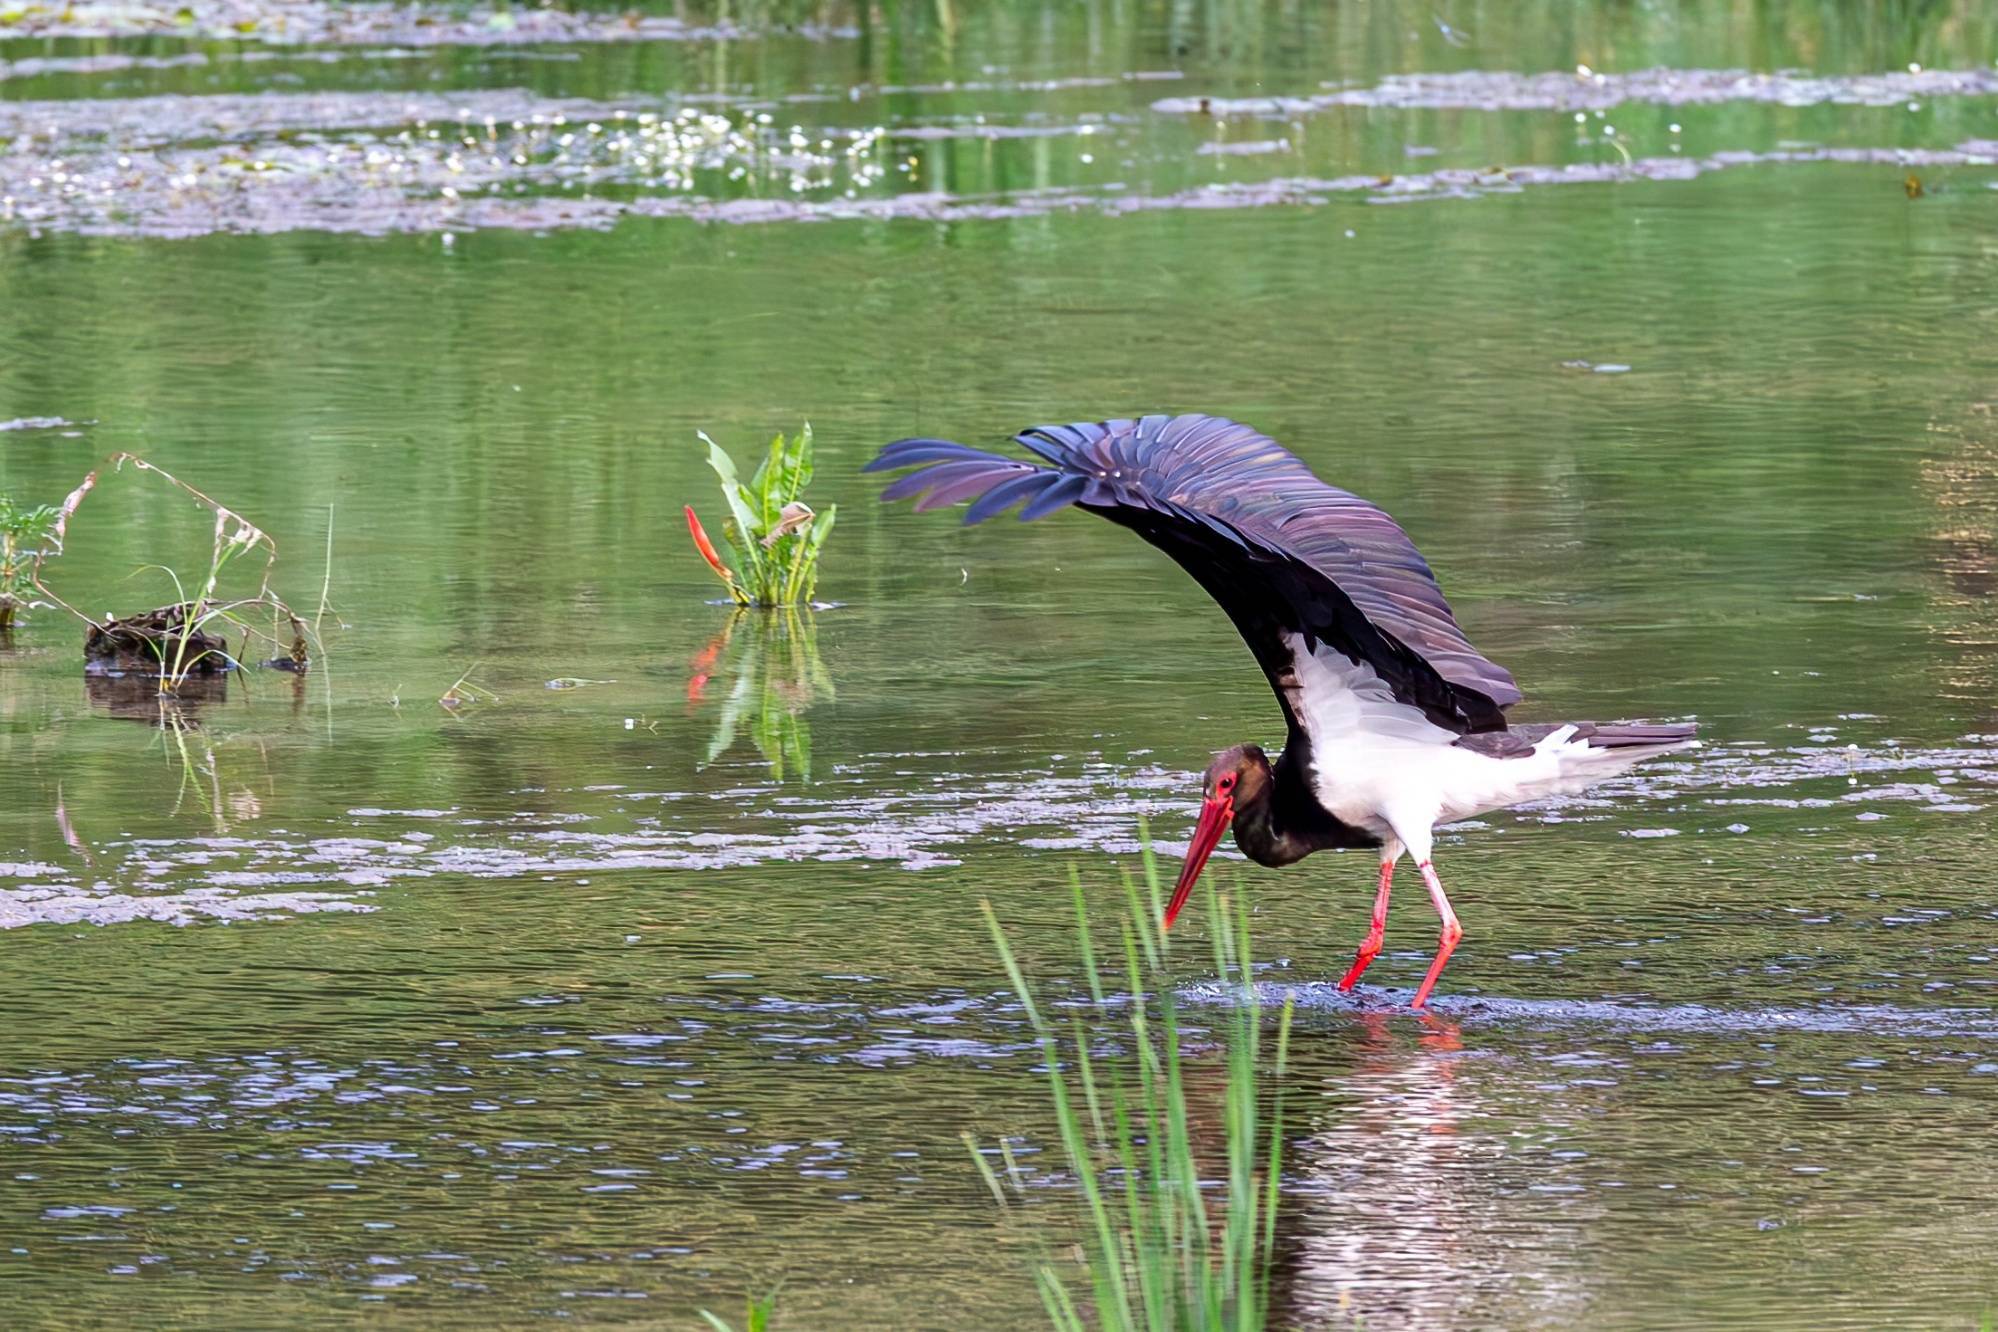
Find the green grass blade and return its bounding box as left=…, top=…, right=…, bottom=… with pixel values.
left=980, top=900, right=1045, bottom=1033
left=997, top=1136, right=1026, bottom=1193
left=1257, top=997, right=1295, bottom=1323
left=1134, top=815, right=1168, bottom=956
left=1122, top=868, right=1161, bottom=974
left=1071, top=868, right=1105, bottom=1006
left=963, top=1132, right=1009, bottom=1208
left=1035, top=1266, right=1087, bottom=1332
left=1069, top=1018, right=1111, bottom=1160
left=1040, top=1031, right=1137, bottom=1332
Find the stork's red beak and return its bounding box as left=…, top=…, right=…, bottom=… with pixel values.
left=1166, top=794, right=1233, bottom=929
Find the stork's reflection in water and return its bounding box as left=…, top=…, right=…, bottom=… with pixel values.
left=1265, top=1011, right=1598, bottom=1329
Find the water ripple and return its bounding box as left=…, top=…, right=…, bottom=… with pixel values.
left=1156, top=66, right=1998, bottom=116
left=4, top=735, right=1992, bottom=928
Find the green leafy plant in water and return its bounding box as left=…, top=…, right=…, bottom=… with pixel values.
left=971, top=838, right=1295, bottom=1332
left=0, top=494, right=61, bottom=630
left=685, top=424, right=836, bottom=608
left=695, top=608, right=833, bottom=781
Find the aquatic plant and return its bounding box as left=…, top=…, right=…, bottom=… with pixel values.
left=685, top=425, right=835, bottom=608
left=0, top=494, right=61, bottom=630
left=972, top=851, right=1295, bottom=1332
left=30, top=454, right=313, bottom=692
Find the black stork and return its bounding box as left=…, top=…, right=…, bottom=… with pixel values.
left=867, top=413, right=1696, bottom=1008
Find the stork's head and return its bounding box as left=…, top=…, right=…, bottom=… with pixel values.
left=1167, top=744, right=1272, bottom=929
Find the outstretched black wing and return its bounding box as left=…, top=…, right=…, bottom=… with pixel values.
left=866, top=413, right=1520, bottom=737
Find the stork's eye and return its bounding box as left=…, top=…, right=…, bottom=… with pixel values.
left=1217, top=774, right=1236, bottom=794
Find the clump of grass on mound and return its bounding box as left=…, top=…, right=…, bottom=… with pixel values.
left=31, top=454, right=312, bottom=691
left=972, top=851, right=1295, bottom=1332
left=685, top=424, right=835, bottom=608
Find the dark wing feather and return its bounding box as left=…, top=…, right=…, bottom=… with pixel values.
left=865, top=412, right=1520, bottom=734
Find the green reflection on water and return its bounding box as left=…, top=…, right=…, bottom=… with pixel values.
left=695, top=608, right=835, bottom=779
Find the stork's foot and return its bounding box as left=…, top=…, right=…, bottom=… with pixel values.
left=1337, top=859, right=1396, bottom=991
left=1408, top=860, right=1463, bottom=1010
left=1409, top=920, right=1463, bottom=1009
left=1336, top=936, right=1381, bottom=991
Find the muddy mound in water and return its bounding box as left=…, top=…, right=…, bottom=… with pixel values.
left=84, top=604, right=231, bottom=677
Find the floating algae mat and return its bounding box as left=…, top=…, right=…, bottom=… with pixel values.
left=1, top=60, right=1996, bottom=239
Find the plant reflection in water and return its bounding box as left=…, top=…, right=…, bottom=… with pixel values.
left=689, top=608, right=834, bottom=781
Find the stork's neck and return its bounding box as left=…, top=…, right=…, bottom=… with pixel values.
left=1232, top=740, right=1379, bottom=865
left=1231, top=749, right=1315, bottom=867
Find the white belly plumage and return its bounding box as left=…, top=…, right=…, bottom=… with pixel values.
left=1279, top=632, right=1664, bottom=845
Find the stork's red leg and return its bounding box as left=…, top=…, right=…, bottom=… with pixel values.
left=1410, top=860, right=1464, bottom=1010
left=1337, top=859, right=1395, bottom=991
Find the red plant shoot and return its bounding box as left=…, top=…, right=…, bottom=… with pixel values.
left=684, top=506, right=737, bottom=588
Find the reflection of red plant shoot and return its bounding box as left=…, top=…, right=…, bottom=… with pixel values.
left=686, top=621, right=731, bottom=704
left=684, top=506, right=741, bottom=601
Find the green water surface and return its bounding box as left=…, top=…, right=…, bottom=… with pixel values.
left=3, top=2, right=1998, bottom=1327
